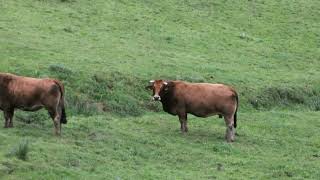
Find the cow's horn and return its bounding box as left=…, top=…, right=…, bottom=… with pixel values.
left=149, top=80, right=155, bottom=84
left=163, top=81, right=168, bottom=85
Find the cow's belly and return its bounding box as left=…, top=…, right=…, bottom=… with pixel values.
left=15, top=102, right=44, bottom=112
left=19, top=105, right=44, bottom=112
left=186, top=104, right=219, bottom=118
left=189, top=111, right=218, bottom=118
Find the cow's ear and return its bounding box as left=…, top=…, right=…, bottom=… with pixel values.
left=145, top=80, right=154, bottom=90
left=145, top=85, right=153, bottom=90
left=163, top=81, right=169, bottom=91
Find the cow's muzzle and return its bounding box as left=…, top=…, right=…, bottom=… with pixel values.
left=153, top=95, right=161, bottom=101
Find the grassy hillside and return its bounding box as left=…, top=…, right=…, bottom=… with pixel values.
left=1, top=112, right=320, bottom=179
left=0, top=0, right=320, bottom=179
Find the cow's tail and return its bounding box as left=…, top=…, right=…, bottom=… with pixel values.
left=234, top=91, right=239, bottom=129
left=53, top=80, right=67, bottom=124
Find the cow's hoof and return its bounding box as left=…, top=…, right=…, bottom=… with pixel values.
left=226, top=138, right=234, bottom=143
left=180, top=130, right=188, bottom=133
left=180, top=132, right=187, bottom=136
left=225, top=136, right=235, bottom=143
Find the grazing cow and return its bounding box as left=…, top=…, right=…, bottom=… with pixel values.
left=146, top=80, right=238, bottom=142
left=0, top=73, right=67, bottom=135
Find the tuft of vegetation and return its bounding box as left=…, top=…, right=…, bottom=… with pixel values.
left=306, top=96, right=320, bottom=111
left=48, top=64, right=73, bottom=80
left=49, top=64, right=73, bottom=74
left=7, top=139, right=30, bottom=161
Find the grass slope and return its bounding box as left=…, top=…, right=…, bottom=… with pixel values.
left=1, top=0, right=320, bottom=113
left=0, top=0, right=320, bottom=179
left=1, top=112, right=320, bottom=179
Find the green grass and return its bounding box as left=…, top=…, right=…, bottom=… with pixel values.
left=0, top=0, right=320, bottom=179
left=0, top=112, right=319, bottom=179
left=6, top=139, right=29, bottom=161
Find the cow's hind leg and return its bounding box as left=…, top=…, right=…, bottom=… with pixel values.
left=224, top=115, right=235, bottom=142
left=44, top=90, right=63, bottom=136
left=4, top=109, right=14, bottom=128
left=54, top=108, right=62, bottom=136
left=48, top=107, right=61, bottom=136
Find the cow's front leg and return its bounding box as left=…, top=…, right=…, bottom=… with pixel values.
left=179, top=119, right=183, bottom=131
left=183, top=119, right=188, bottom=132
left=4, top=109, right=14, bottom=128
left=178, top=113, right=188, bottom=133
left=8, top=110, right=14, bottom=128
left=4, top=114, right=9, bottom=128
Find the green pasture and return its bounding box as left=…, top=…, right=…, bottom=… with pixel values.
left=0, top=0, right=319, bottom=179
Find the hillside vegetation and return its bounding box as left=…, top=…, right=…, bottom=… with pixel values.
left=0, top=0, right=319, bottom=179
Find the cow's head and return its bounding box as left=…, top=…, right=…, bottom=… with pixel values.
left=146, top=80, right=170, bottom=101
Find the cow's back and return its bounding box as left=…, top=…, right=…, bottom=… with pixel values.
left=174, top=82, right=237, bottom=117
left=0, top=73, right=59, bottom=110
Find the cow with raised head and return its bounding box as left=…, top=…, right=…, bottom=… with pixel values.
left=0, top=73, right=67, bottom=135
left=146, top=80, right=238, bottom=142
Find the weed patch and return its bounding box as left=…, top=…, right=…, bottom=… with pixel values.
left=7, top=139, right=30, bottom=161
left=48, top=64, right=73, bottom=80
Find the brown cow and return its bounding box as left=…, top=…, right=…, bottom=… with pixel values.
left=146, top=80, right=238, bottom=142
left=0, top=73, right=67, bottom=135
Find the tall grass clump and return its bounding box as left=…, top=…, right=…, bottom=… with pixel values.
left=306, top=97, right=320, bottom=111
left=8, top=139, right=30, bottom=161
left=48, top=64, right=73, bottom=80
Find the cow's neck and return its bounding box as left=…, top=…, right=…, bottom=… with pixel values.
left=160, top=83, right=177, bottom=115
left=0, top=74, right=13, bottom=84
